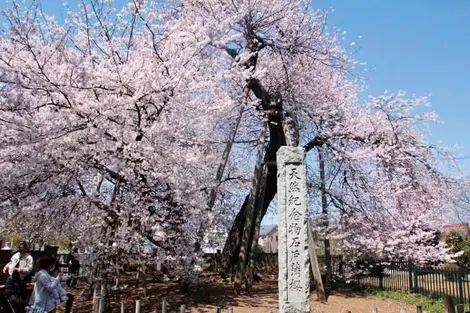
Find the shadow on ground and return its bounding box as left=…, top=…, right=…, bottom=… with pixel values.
left=56, top=274, right=415, bottom=313
left=58, top=274, right=279, bottom=313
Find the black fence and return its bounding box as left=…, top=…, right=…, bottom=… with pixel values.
left=355, top=261, right=470, bottom=306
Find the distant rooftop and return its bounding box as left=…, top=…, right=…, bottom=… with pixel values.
left=260, top=225, right=277, bottom=237
left=441, top=223, right=470, bottom=238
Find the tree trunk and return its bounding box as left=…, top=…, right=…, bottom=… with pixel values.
left=246, top=163, right=268, bottom=291
left=318, top=146, right=332, bottom=287
left=234, top=119, right=267, bottom=294
left=221, top=112, right=286, bottom=275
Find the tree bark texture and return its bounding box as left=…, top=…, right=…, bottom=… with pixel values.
left=318, top=146, right=332, bottom=287
left=233, top=119, right=267, bottom=294
left=246, top=163, right=268, bottom=291
left=221, top=109, right=286, bottom=276
left=221, top=22, right=313, bottom=285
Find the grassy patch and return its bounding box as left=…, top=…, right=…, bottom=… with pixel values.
left=366, top=288, right=444, bottom=313
left=336, top=282, right=444, bottom=313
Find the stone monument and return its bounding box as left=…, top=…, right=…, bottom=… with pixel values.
left=277, top=146, right=310, bottom=313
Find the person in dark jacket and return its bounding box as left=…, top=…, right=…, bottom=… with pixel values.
left=66, top=248, right=80, bottom=289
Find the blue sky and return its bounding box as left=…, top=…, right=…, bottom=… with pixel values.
left=2, top=0, right=470, bottom=171
left=313, top=0, right=470, bottom=172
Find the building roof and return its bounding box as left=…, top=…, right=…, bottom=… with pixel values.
left=441, top=223, right=470, bottom=238
left=260, top=225, right=277, bottom=237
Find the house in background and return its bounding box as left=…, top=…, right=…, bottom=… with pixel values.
left=258, top=225, right=278, bottom=253
left=441, top=223, right=470, bottom=240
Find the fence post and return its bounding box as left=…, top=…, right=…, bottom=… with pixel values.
left=338, top=255, right=344, bottom=277
left=458, top=268, right=465, bottom=305
left=121, top=300, right=125, bottom=313
left=135, top=300, right=141, bottom=313
left=93, top=296, right=101, bottom=313
left=99, top=297, right=105, bottom=313
left=408, top=261, right=413, bottom=291
left=99, top=283, right=106, bottom=313
left=162, top=299, right=167, bottom=313
left=92, top=287, right=99, bottom=313
left=413, top=265, right=419, bottom=293
left=378, top=263, right=384, bottom=290
left=443, top=295, right=456, bottom=313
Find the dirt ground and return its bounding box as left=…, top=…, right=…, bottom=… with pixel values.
left=57, top=277, right=416, bottom=313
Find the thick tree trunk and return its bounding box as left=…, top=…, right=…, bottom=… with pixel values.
left=245, top=163, right=268, bottom=291
left=234, top=119, right=267, bottom=294
left=219, top=18, right=326, bottom=290
left=221, top=112, right=286, bottom=275
left=318, top=146, right=332, bottom=287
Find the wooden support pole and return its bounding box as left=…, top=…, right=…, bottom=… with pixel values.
left=416, top=305, right=422, bottom=313
left=307, top=220, right=326, bottom=302
left=121, top=301, right=125, bottom=313
left=457, top=304, right=465, bottom=313
left=135, top=300, right=141, bottom=313
left=207, top=102, right=245, bottom=211
left=180, top=304, right=187, bottom=313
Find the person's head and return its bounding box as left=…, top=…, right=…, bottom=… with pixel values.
left=18, top=241, right=27, bottom=254
left=50, top=258, right=62, bottom=276
left=36, top=256, right=55, bottom=272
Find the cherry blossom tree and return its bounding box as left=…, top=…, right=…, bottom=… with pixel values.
left=0, top=0, right=466, bottom=295
left=306, top=92, right=462, bottom=281
left=0, top=0, right=234, bottom=281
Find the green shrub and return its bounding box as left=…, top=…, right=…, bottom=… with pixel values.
left=446, top=230, right=470, bottom=269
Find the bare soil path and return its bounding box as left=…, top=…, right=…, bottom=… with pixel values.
left=57, top=279, right=415, bottom=313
